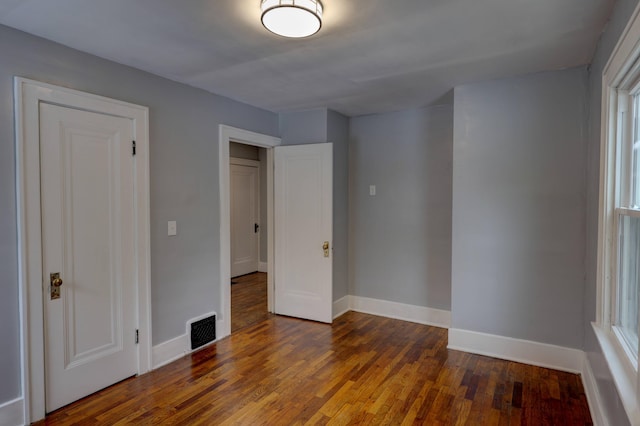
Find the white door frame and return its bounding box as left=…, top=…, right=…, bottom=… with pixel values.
left=15, top=78, right=152, bottom=423
left=218, top=125, right=280, bottom=339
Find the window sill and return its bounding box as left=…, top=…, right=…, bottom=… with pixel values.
left=592, top=322, right=640, bottom=424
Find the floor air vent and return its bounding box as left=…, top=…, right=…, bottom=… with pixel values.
left=190, top=315, right=216, bottom=350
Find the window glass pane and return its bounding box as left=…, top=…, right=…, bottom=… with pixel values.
left=617, top=214, right=640, bottom=356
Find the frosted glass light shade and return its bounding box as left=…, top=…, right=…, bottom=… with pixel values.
left=261, top=0, right=323, bottom=38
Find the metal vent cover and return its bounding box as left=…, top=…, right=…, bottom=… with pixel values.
left=190, top=315, right=216, bottom=350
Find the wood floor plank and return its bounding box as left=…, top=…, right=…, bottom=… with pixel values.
left=231, top=272, right=271, bottom=333
left=37, top=312, right=593, bottom=425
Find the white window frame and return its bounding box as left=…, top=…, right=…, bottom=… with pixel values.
left=595, top=3, right=640, bottom=423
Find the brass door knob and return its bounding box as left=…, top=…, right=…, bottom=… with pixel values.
left=50, top=272, right=63, bottom=300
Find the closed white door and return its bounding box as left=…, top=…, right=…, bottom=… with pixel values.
left=40, top=103, right=137, bottom=412
left=230, top=161, right=260, bottom=277
left=274, top=143, right=333, bottom=323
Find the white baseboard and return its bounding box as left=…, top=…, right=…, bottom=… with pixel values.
left=349, top=296, right=451, bottom=329
left=152, top=334, right=189, bottom=369
left=216, top=319, right=229, bottom=341
left=333, top=296, right=350, bottom=319
left=581, top=354, right=607, bottom=426
left=0, top=397, right=24, bottom=426
left=153, top=312, right=223, bottom=369
left=448, top=328, right=583, bottom=374
left=258, top=262, right=268, bottom=272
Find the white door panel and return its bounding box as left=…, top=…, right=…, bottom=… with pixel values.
left=230, top=163, right=260, bottom=277
left=274, top=143, right=332, bottom=323
left=40, top=103, right=137, bottom=412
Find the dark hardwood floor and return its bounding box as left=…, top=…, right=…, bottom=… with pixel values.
left=231, top=272, right=271, bottom=332
left=38, top=312, right=592, bottom=425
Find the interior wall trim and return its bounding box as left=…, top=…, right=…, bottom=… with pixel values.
left=335, top=295, right=451, bottom=329
left=152, top=316, right=224, bottom=370
left=581, top=353, right=607, bottom=426
left=332, top=296, right=350, bottom=319
left=0, top=397, right=24, bottom=426
left=448, top=328, right=584, bottom=373
left=152, top=334, right=190, bottom=370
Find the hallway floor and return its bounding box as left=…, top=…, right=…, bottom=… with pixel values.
left=231, top=271, right=271, bottom=333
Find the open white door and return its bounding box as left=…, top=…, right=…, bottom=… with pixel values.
left=274, top=143, right=332, bottom=323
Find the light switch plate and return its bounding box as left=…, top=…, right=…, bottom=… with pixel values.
left=369, top=185, right=376, bottom=196
left=168, top=221, right=177, bottom=236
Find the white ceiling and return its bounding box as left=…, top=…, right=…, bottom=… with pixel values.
left=0, top=0, right=614, bottom=116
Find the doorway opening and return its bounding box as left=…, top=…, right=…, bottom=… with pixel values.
left=218, top=125, right=280, bottom=339
left=229, top=143, right=271, bottom=332
left=218, top=126, right=334, bottom=337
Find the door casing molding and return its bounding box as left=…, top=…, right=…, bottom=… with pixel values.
left=219, top=125, right=280, bottom=338
left=14, top=77, right=152, bottom=423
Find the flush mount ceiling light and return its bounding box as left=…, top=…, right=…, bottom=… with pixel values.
left=261, top=0, right=323, bottom=38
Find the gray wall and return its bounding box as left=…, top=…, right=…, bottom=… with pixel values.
left=349, top=105, right=453, bottom=310
left=451, top=67, right=588, bottom=349
left=584, top=0, right=639, bottom=423
left=279, top=109, right=328, bottom=145
left=0, top=24, right=278, bottom=403
left=327, top=110, right=350, bottom=300
left=278, top=108, right=350, bottom=301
